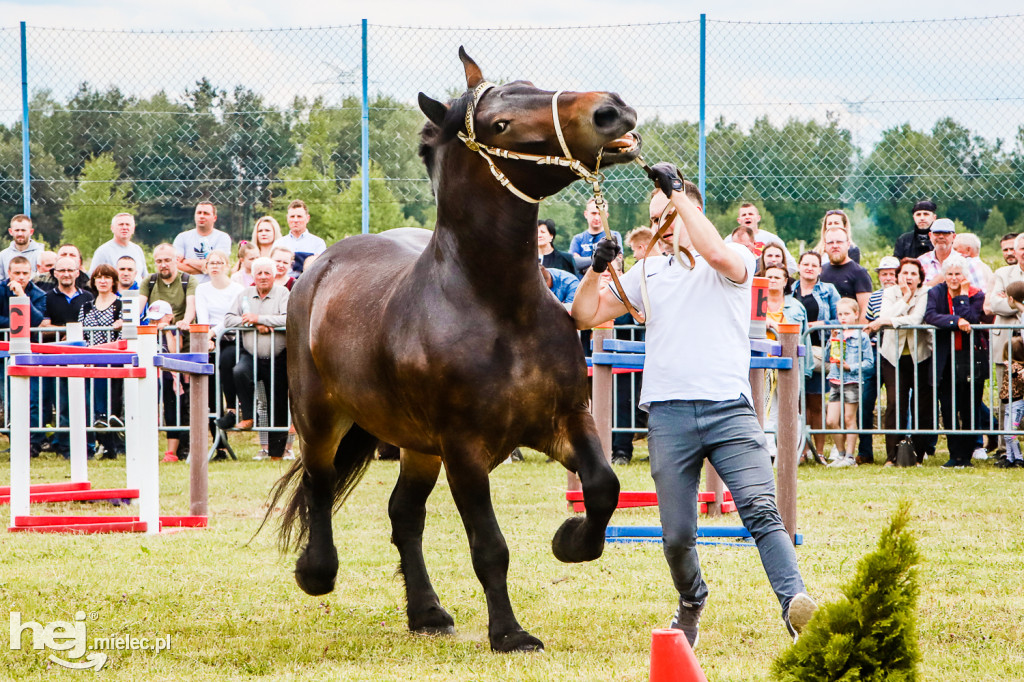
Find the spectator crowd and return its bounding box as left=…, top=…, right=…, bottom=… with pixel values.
left=3, top=195, right=1023, bottom=470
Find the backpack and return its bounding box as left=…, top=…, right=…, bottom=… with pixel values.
left=148, top=272, right=190, bottom=297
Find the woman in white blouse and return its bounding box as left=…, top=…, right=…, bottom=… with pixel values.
left=195, top=249, right=245, bottom=456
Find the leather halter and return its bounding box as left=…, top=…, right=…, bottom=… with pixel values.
left=456, top=82, right=646, bottom=322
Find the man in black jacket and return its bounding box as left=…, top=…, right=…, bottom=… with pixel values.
left=893, top=200, right=937, bottom=260
left=40, top=257, right=94, bottom=457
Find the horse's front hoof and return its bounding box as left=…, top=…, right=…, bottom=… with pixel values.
left=552, top=516, right=604, bottom=563
left=294, top=544, right=339, bottom=596
left=409, top=605, right=456, bottom=635
left=491, top=630, right=544, bottom=653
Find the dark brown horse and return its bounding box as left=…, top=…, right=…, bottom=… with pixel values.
left=268, top=49, right=640, bottom=652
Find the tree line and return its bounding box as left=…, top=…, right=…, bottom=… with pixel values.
left=2, top=80, right=1023, bottom=253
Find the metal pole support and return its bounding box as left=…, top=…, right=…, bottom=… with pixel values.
left=8, top=297, right=30, bottom=527
left=188, top=325, right=210, bottom=518
left=776, top=323, right=801, bottom=544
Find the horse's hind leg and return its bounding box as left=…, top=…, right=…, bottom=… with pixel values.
left=292, top=420, right=350, bottom=596
left=389, top=451, right=455, bottom=635
left=444, top=449, right=543, bottom=653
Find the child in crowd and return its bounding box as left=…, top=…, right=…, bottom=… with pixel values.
left=997, top=336, right=1024, bottom=469
left=231, top=241, right=259, bottom=287
left=998, top=282, right=1024, bottom=469
left=826, top=297, right=874, bottom=467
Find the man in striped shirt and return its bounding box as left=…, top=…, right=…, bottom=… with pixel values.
left=857, top=256, right=900, bottom=464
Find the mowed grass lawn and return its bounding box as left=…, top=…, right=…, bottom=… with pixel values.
left=1, top=438, right=1023, bottom=681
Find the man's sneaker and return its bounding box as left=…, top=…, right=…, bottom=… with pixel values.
left=669, top=598, right=704, bottom=650
left=828, top=456, right=855, bottom=468
left=972, top=447, right=988, bottom=461
left=253, top=449, right=270, bottom=461
left=784, top=593, right=817, bottom=642
left=283, top=450, right=296, bottom=461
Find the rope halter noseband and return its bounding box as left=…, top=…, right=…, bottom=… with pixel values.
left=456, top=81, right=605, bottom=204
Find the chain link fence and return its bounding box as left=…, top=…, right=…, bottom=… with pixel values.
left=1, top=17, right=1023, bottom=247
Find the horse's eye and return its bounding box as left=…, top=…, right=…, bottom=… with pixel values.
left=494, top=121, right=510, bottom=134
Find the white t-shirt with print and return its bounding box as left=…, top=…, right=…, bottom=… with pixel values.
left=173, top=228, right=232, bottom=283
left=613, top=242, right=756, bottom=408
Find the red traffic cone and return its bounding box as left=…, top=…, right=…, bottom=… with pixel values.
left=649, top=628, right=708, bottom=682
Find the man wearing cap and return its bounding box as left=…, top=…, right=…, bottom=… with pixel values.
left=856, top=256, right=900, bottom=464
left=894, top=201, right=938, bottom=260
left=919, top=218, right=959, bottom=287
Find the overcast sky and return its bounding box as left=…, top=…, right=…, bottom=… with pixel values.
left=0, top=0, right=1021, bottom=30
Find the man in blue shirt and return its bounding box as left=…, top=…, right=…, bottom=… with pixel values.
left=568, top=199, right=622, bottom=273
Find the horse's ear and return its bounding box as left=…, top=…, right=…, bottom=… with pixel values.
left=458, top=46, right=484, bottom=89
left=418, top=93, right=448, bottom=128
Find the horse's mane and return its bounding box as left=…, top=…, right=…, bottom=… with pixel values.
left=418, top=89, right=472, bottom=180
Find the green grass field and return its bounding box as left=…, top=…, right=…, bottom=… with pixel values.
left=2, top=438, right=1023, bottom=681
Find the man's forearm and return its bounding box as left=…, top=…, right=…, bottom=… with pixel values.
left=570, top=268, right=606, bottom=330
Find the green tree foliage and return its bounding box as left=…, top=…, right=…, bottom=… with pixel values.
left=983, top=206, right=1008, bottom=241
left=331, top=163, right=410, bottom=240
left=772, top=501, right=921, bottom=682
left=60, top=153, right=136, bottom=258
left=7, top=75, right=1024, bottom=256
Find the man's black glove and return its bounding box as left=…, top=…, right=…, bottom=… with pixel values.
left=647, top=162, right=684, bottom=198
left=591, top=238, right=621, bottom=274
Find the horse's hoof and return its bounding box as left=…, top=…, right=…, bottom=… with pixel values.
left=491, top=630, right=544, bottom=653
left=552, top=516, right=604, bottom=563
left=409, top=605, right=456, bottom=635
left=294, top=545, right=339, bottom=596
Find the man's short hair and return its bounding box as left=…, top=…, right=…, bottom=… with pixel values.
left=116, top=255, right=136, bottom=265
left=287, top=199, right=309, bottom=213
left=625, top=226, right=654, bottom=247
left=8, top=255, right=30, bottom=269
left=251, top=257, right=276, bottom=276
left=731, top=225, right=756, bottom=241
left=10, top=214, right=31, bottom=227
left=953, top=232, right=981, bottom=255
left=1001, top=232, right=1019, bottom=244
left=824, top=225, right=850, bottom=241
left=739, top=202, right=756, bottom=210
left=196, top=201, right=217, bottom=215
left=538, top=218, right=557, bottom=238
left=153, top=243, right=176, bottom=258
left=110, top=212, right=134, bottom=225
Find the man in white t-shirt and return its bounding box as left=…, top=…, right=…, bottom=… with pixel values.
left=90, top=212, right=149, bottom=283
left=173, top=201, right=232, bottom=284
left=571, top=165, right=816, bottom=649
left=274, top=200, right=327, bottom=278
left=724, top=203, right=797, bottom=274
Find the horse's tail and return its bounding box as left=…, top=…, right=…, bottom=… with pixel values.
left=258, top=425, right=380, bottom=553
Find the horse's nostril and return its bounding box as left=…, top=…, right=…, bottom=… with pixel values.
left=593, top=106, right=621, bottom=130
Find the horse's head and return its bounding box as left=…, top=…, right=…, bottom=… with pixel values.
left=418, top=48, right=640, bottom=202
